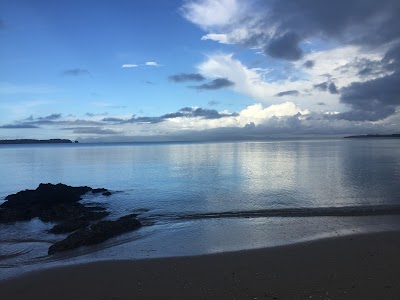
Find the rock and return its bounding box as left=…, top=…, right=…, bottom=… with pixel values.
left=102, top=191, right=112, bottom=196
left=48, top=214, right=142, bottom=255
left=49, top=219, right=90, bottom=234
left=0, top=183, right=110, bottom=224
left=91, top=188, right=109, bottom=194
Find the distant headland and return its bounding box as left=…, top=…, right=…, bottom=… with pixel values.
left=0, top=139, right=78, bottom=144
left=344, top=134, right=400, bottom=139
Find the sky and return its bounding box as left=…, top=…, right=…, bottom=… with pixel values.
left=1, top=0, right=400, bottom=142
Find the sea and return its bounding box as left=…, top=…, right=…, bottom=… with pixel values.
left=1, top=139, right=400, bottom=280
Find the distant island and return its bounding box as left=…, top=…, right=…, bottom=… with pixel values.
left=0, top=139, right=78, bottom=144
left=344, top=134, right=400, bottom=139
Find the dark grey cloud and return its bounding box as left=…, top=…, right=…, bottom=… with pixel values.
left=0, top=123, right=39, bottom=129
left=264, top=32, right=303, bottom=61
left=338, top=72, right=400, bottom=121
left=120, top=107, right=238, bottom=124
left=102, top=117, right=125, bottom=122
left=24, top=118, right=103, bottom=126
left=328, top=82, right=338, bottom=94
left=333, top=108, right=396, bottom=122
left=0, top=114, right=103, bottom=129
left=314, top=82, right=329, bottom=91
left=314, top=82, right=338, bottom=94
left=275, top=90, right=300, bottom=97
left=317, top=102, right=326, bottom=106
left=62, top=68, right=90, bottom=76
left=279, top=0, right=398, bottom=45
left=37, top=113, right=62, bottom=121
left=191, top=78, right=234, bottom=90
left=169, top=73, right=205, bottom=82
left=234, top=0, right=400, bottom=62
left=337, top=58, right=385, bottom=77
left=63, top=127, right=120, bottom=135
left=122, top=116, right=164, bottom=124
left=208, top=100, right=220, bottom=106
left=336, top=43, right=400, bottom=121
left=173, top=107, right=238, bottom=119
left=303, top=60, right=315, bottom=69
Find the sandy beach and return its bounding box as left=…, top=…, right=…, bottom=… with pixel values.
left=1, top=231, right=400, bottom=299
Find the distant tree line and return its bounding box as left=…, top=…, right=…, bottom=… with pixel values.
left=0, top=139, right=77, bottom=144
left=344, top=134, right=400, bottom=138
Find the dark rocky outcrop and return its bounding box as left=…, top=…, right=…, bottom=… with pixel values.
left=48, top=214, right=142, bottom=255
left=49, top=219, right=90, bottom=234
left=91, top=188, right=109, bottom=194
left=1, top=183, right=143, bottom=255
left=92, top=188, right=112, bottom=196
left=0, top=183, right=112, bottom=230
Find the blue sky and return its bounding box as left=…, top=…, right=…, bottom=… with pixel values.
left=1, top=0, right=400, bottom=141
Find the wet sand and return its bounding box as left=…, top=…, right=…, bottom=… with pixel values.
left=1, top=231, right=400, bottom=299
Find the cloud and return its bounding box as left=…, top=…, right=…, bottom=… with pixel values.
left=314, top=82, right=339, bottom=94
left=314, top=82, right=329, bottom=92
left=121, top=107, right=239, bottom=124
left=122, top=64, right=138, bottom=68
left=264, top=32, right=303, bottom=61
left=85, top=112, right=108, bottom=117
left=208, top=100, right=220, bottom=106
left=328, top=82, right=339, bottom=94
left=62, top=68, right=90, bottom=76
left=65, top=127, right=120, bottom=135
left=339, top=72, right=400, bottom=121
left=173, top=107, right=238, bottom=119
left=169, top=73, right=206, bottom=82
left=181, top=0, right=242, bottom=29
left=145, top=61, right=160, bottom=67
left=275, top=90, right=300, bottom=97
left=79, top=101, right=400, bottom=143
left=197, top=53, right=316, bottom=104
left=102, top=117, right=126, bottom=122
left=303, top=60, right=315, bottom=69
left=182, top=0, right=400, bottom=123
left=0, top=123, right=39, bottom=129
left=182, top=0, right=400, bottom=64
left=22, top=114, right=101, bottom=126
left=191, top=78, right=234, bottom=90
left=36, top=113, right=62, bottom=121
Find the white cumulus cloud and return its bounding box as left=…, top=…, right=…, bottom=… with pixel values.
left=181, top=0, right=243, bottom=29
left=121, top=64, right=138, bottom=68
left=145, top=61, right=160, bottom=67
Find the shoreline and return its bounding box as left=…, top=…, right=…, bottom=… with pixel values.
left=1, top=231, right=400, bottom=299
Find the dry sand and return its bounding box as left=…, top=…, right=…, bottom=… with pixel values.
left=1, top=231, right=400, bottom=299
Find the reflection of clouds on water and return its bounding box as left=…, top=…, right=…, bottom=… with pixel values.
left=237, top=142, right=298, bottom=195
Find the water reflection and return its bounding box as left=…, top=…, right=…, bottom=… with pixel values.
left=1, top=140, right=400, bottom=211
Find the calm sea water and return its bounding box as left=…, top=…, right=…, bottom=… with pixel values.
left=1, top=139, right=400, bottom=279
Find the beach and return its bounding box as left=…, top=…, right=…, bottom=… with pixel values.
left=1, top=231, right=400, bottom=299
